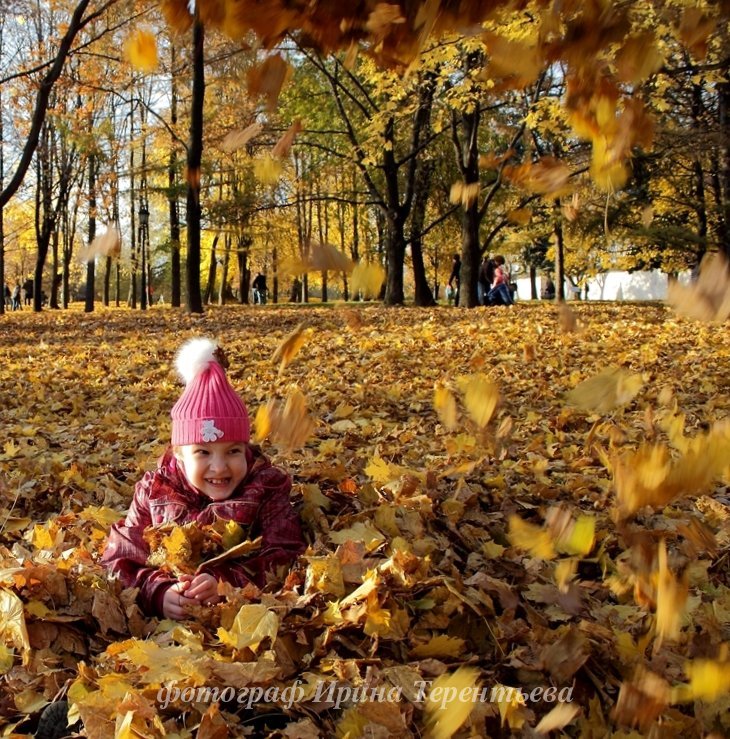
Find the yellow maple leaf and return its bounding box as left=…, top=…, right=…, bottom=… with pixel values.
left=556, top=514, right=596, bottom=556
left=424, top=666, right=480, bottom=739
left=0, top=643, right=14, bottom=676
left=304, top=555, right=345, bottom=597
left=252, top=400, right=275, bottom=444
left=508, top=515, right=556, bottom=560
left=365, top=454, right=395, bottom=484
left=411, top=634, right=466, bottom=658
left=433, top=384, right=458, bottom=431
left=124, top=29, right=158, bottom=73
left=458, top=373, right=499, bottom=428
left=534, top=701, right=580, bottom=734
left=217, top=604, right=279, bottom=652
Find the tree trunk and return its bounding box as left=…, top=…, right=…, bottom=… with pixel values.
left=85, top=153, right=96, bottom=312
left=169, top=42, right=182, bottom=307
left=204, top=232, right=219, bottom=304
left=717, top=81, right=730, bottom=259
left=185, top=17, right=205, bottom=314
left=553, top=199, right=566, bottom=302
left=411, top=158, right=435, bottom=306
left=530, top=265, right=538, bottom=300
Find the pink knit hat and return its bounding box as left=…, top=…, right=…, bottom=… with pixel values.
left=170, top=338, right=250, bottom=446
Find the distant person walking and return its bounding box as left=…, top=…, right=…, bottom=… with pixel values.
left=448, top=254, right=461, bottom=306
left=478, top=255, right=496, bottom=306
left=12, top=283, right=21, bottom=311
left=252, top=272, right=268, bottom=304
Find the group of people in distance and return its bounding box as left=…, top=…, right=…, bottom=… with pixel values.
left=447, top=253, right=514, bottom=307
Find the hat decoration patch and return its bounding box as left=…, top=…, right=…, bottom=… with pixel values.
left=201, top=420, right=224, bottom=442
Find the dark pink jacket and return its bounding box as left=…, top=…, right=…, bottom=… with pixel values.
left=101, top=446, right=304, bottom=617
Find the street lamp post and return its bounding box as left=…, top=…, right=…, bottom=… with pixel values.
left=139, top=204, right=149, bottom=310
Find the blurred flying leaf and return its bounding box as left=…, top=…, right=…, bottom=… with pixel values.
left=655, top=539, right=688, bottom=645
left=667, top=253, right=730, bottom=322
left=124, top=29, right=158, bottom=72
left=254, top=155, right=283, bottom=185
left=424, top=666, right=480, bottom=739
left=220, top=122, right=262, bottom=153
left=271, top=119, right=303, bottom=159
left=457, top=373, right=499, bottom=428
left=307, top=243, right=354, bottom=273
left=78, top=226, right=121, bottom=264
left=535, top=702, right=580, bottom=734
left=433, top=384, right=458, bottom=431
left=566, top=367, right=643, bottom=413
left=350, top=261, right=385, bottom=299
left=272, top=322, right=312, bottom=375
left=508, top=515, right=557, bottom=560
left=246, top=54, right=292, bottom=110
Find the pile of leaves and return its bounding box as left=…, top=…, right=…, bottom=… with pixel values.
left=1, top=301, right=729, bottom=738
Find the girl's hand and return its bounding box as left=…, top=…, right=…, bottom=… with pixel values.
left=185, top=573, right=221, bottom=606
left=162, top=578, right=198, bottom=620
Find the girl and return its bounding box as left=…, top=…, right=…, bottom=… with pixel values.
left=102, top=338, right=304, bottom=620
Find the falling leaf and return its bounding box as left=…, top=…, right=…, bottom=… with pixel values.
left=78, top=226, right=121, bottom=263
left=535, top=702, right=580, bottom=734
left=508, top=515, right=557, bottom=560
left=458, top=373, right=499, bottom=428
left=411, top=634, right=466, bottom=658
left=272, top=119, right=303, bottom=159
left=273, top=323, right=312, bottom=375
left=423, top=667, right=480, bottom=739
left=246, top=54, right=292, bottom=110
left=350, top=261, right=385, bottom=299
left=667, top=253, right=730, bottom=322
left=615, top=32, right=664, bottom=84
left=449, top=181, right=480, bottom=208
left=433, top=384, right=458, bottom=431
left=220, top=122, right=263, bottom=153
left=683, top=659, right=730, bottom=701
left=655, top=539, right=688, bottom=645
left=124, top=29, right=158, bottom=72
left=307, top=243, right=354, bottom=273
left=254, top=155, right=283, bottom=185
left=566, top=367, right=643, bottom=413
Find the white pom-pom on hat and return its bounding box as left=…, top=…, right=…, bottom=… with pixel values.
left=175, top=337, right=220, bottom=385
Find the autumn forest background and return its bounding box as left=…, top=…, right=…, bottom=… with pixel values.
left=1, top=1, right=730, bottom=738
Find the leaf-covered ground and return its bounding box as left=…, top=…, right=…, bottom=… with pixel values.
left=1, top=302, right=729, bottom=739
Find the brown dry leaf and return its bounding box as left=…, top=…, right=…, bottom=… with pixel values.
left=613, top=667, right=670, bottom=730
left=365, top=3, right=406, bottom=37
left=247, top=54, right=292, bottom=110
left=615, top=32, right=664, bottom=84
left=558, top=303, right=578, bottom=332
left=666, top=253, right=730, bottom=322
left=510, top=157, right=572, bottom=198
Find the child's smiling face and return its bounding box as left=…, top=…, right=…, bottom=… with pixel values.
left=175, top=441, right=248, bottom=501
